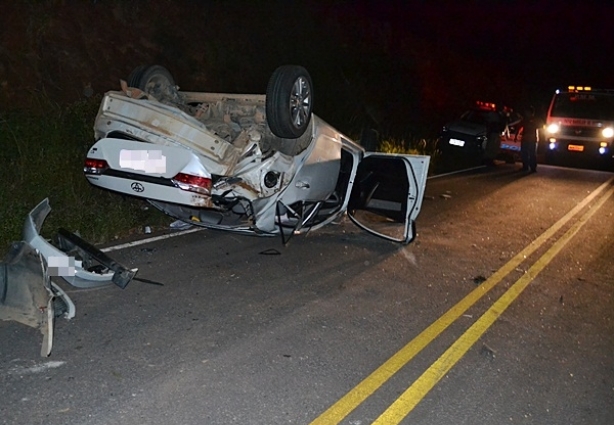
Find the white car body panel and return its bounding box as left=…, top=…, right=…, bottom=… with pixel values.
left=95, top=91, right=241, bottom=174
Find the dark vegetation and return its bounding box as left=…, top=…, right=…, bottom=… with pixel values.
left=0, top=0, right=527, bottom=253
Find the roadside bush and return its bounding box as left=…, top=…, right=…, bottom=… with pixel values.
left=378, top=137, right=440, bottom=167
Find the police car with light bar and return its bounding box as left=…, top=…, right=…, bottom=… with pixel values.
left=438, top=101, right=521, bottom=163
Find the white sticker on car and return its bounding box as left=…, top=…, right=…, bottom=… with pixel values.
left=119, top=149, right=166, bottom=173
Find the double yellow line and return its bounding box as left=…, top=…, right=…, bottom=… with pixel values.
left=310, top=176, right=614, bottom=425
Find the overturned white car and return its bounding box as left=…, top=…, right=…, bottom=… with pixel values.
left=85, top=65, right=430, bottom=243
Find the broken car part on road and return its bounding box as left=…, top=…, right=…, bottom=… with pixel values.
left=0, top=241, right=75, bottom=357
left=1, top=198, right=140, bottom=356
left=24, top=198, right=138, bottom=289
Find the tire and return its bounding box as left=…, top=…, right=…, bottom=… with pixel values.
left=266, top=65, right=313, bottom=139
left=127, top=65, right=147, bottom=88
left=127, top=65, right=176, bottom=95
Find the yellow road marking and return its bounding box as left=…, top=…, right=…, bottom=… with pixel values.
left=373, top=184, right=614, bottom=424
left=309, top=177, right=614, bottom=425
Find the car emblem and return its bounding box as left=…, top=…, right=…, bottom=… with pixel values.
left=574, top=129, right=583, bottom=135
left=131, top=182, right=145, bottom=193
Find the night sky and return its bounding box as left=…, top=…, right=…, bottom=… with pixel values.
left=328, top=1, right=614, bottom=92
left=2, top=0, right=611, bottom=139
left=293, top=0, right=614, bottom=132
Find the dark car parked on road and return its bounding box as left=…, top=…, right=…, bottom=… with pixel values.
left=438, top=102, right=522, bottom=164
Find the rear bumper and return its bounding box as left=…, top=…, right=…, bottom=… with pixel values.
left=86, top=173, right=213, bottom=208
left=85, top=137, right=215, bottom=208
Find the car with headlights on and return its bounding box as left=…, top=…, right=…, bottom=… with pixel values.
left=544, top=86, right=614, bottom=168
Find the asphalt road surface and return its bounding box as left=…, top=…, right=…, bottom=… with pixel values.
left=1, top=162, right=613, bottom=425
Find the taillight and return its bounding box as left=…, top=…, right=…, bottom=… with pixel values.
left=84, top=158, right=109, bottom=174
left=171, top=173, right=212, bottom=195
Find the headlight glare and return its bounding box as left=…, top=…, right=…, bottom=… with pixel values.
left=547, top=123, right=560, bottom=134
left=602, top=127, right=614, bottom=138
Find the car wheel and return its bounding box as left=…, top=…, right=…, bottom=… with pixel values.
left=266, top=65, right=313, bottom=139
left=127, top=65, right=176, bottom=97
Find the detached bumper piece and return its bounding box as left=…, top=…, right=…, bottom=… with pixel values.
left=0, top=241, right=75, bottom=357
left=55, top=228, right=136, bottom=289
left=23, top=198, right=138, bottom=289
left=1, top=199, right=138, bottom=356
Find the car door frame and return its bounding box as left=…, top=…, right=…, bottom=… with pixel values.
left=346, top=152, right=430, bottom=244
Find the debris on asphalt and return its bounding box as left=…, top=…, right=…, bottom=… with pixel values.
left=259, top=248, right=281, bottom=255
left=473, top=275, right=487, bottom=285
left=132, top=276, right=165, bottom=286
left=480, top=343, right=496, bottom=360
left=170, top=219, right=193, bottom=230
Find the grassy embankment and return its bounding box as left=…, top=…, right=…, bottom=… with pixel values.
left=0, top=96, right=171, bottom=257
left=0, top=96, right=438, bottom=257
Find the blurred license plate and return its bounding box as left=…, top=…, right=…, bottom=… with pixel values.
left=568, top=144, right=584, bottom=152
left=449, top=138, right=466, bottom=147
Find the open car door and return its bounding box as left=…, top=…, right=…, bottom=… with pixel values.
left=347, top=153, right=430, bottom=244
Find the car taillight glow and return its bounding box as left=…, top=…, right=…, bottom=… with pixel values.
left=84, top=158, right=109, bottom=174
left=172, top=173, right=212, bottom=195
